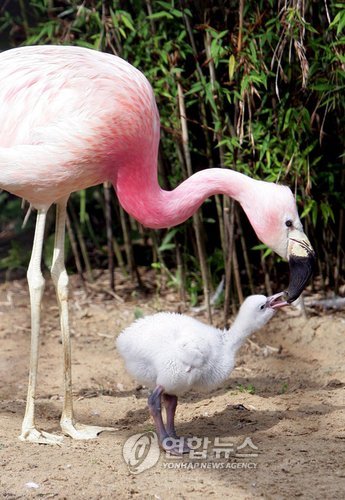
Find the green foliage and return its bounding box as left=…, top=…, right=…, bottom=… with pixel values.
left=237, top=384, right=256, bottom=395
left=0, top=193, right=26, bottom=231
left=280, top=382, right=289, bottom=394
left=0, top=0, right=344, bottom=298
left=158, top=229, right=178, bottom=253
left=134, top=308, right=144, bottom=319
left=0, top=241, right=30, bottom=271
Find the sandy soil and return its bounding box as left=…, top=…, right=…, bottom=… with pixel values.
left=0, top=271, right=345, bottom=499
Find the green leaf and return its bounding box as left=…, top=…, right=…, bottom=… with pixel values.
left=229, top=54, right=236, bottom=80
left=120, top=12, right=135, bottom=32
left=158, top=229, right=178, bottom=253
left=147, top=11, right=174, bottom=20
left=320, top=202, right=335, bottom=224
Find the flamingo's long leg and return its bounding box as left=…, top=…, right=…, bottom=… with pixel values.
left=52, top=198, right=114, bottom=439
left=19, top=207, right=63, bottom=444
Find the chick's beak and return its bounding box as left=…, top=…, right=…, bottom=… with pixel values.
left=266, top=292, right=289, bottom=309
left=286, top=229, right=316, bottom=303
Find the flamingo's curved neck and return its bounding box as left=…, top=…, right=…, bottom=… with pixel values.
left=114, top=167, right=256, bottom=229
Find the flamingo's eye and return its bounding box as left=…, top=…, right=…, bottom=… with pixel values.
left=285, top=220, right=293, bottom=227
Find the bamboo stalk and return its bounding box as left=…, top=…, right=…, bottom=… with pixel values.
left=103, top=181, right=115, bottom=291
left=145, top=0, right=156, bottom=35
left=335, top=168, right=344, bottom=293
left=18, top=0, right=29, bottom=37
left=119, top=206, right=134, bottom=279
left=306, top=216, right=324, bottom=294
left=112, top=237, right=127, bottom=277
left=151, top=230, right=167, bottom=291
left=235, top=208, right=255, bottom=293
left=66, top=211, right=85, bottom=285
left=68, top=203, right=94, bottom=283
left=224, top=200, right=236, bottom=325
left=204, top=30, right=226, bottom=166
left=175, top=237, right=186, bottom=304
left=150, top=229, right=159, bottom=265
left=335, top=208, right=344, bottom=293
left=233, top=241, right=244, bottom=305
left=237, top=0, right=245, bottom=53
left=261, top=251, right=273, bottom=296
left=177, top=79, right=212, bottom=323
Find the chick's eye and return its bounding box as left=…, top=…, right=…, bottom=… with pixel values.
left=285, top=220, right=293, bottom=227
left=260, top=304, right=265, bottom=310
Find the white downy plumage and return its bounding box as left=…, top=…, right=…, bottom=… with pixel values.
left=117, top=295, right=276, bottom=396
left=117, top=294, right=280, bottom=454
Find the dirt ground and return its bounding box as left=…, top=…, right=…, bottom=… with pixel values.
left=0, top=270, right=345, bottom=499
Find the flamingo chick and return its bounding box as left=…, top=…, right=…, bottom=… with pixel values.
left=117, top=293, right=282, bottom=455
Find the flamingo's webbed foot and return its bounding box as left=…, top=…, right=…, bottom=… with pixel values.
left=60, top=419, right=117, bottom=440
left=19, top=427, right=63, bottom=445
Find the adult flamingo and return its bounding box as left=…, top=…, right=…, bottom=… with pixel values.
left=0, top=45, right=314, bottom=445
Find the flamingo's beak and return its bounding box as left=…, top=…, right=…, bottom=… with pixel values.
left=286, top=229, right=316, bottom=302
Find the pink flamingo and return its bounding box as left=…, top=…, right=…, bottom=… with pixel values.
left=0, top=45, right=314, bottom=445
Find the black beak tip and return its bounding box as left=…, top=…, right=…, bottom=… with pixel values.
left=286, top=251, right=316, bottom=303
left=285, top=291, right=300, bottom=304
